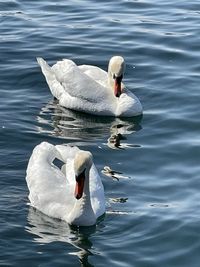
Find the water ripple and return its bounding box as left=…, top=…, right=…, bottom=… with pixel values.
left=1, top=0, right=200, bottom=266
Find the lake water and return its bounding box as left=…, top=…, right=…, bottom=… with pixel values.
left=1, top=0, right=200, bottom=266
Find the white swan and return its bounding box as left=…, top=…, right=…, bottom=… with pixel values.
left=26, top=142, right=105, bottom=226
left=37, top=56, right=142, bottom=117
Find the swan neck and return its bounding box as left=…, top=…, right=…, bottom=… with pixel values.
left=67, top=168, right=96, bottom=226
left=108, top=70, right=114, bottom=89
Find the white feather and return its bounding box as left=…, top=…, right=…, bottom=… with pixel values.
left=26, top=142, right=105, bottom=226
left=37, top=56, right=142, bottom=117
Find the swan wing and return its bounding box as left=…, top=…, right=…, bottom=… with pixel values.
left=37, top=58, right=109, bottom=103
left=26, top=142, right=75, bottom=219
left=37, top=58, right=117, bottom=115
left=78, top=64, right=108, bottom=87
left=55, top=144, right=80, bottom=162
left=89, top=164, right=106, bottom=218
left=55, top=144, right=80, bottom=185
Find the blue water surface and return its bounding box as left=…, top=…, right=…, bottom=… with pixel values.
left=1, top=0, right=200, bottom=266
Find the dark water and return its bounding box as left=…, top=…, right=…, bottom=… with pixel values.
left=1, top=0, right=200, bottom=266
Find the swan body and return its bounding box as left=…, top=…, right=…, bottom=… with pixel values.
left=37, top=56, right=142, bottom=117
left=26, top=142, right=105, bottom=226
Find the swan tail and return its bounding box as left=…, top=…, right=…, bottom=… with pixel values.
left=37, top=57, right=65, bottom=100
left=37, top=57, right=53, bottom=79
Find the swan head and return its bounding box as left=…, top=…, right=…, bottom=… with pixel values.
left=74, top=151, right=93, bottom=200
left=108, top=56, right=125, bottom=97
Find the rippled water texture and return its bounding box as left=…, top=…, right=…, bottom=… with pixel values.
left=1, top=0, right=200, bottom=266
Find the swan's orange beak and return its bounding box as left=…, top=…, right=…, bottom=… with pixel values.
left=75, top=170, right=85, bottom=200
left=114, top=75, right=122, bottom=97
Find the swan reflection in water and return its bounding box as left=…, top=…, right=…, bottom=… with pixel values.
left=26, top=207, right=100, bottom=267
left=36, top=100, right=142, bottom=148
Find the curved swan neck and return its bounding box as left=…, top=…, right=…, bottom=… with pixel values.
left=67, top=168, right=96, bottom=226
left=108, top=72, right=114, bottom=89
